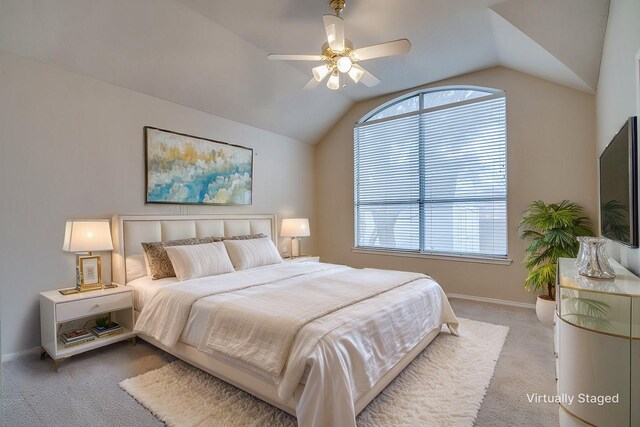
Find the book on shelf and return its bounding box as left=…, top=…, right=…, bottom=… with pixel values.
left=61, top=336, right=95, bottom=348
left=61, top=335, right=93, bottom=344
left=94, top=328, right=123, bottom=338
left=61, top=328, right=92, bottom=343
left=91, top=322, right=123, bottom=337
left=92, top=322, right=120, bottom=332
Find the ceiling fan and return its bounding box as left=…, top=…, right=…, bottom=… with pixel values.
left=268, top=0, right=411, bottom=90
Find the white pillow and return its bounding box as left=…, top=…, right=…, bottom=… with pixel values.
left=126, top=253, right=148, bottom=281
left=165, top=242, right=235, bottom=281
left=143, top=252, right=152, bottom=277
left=224, top=237, right=283, bottom=270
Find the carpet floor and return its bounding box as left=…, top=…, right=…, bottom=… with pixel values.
left=1, top=298, right=559, bottom=426
left=119, top=318, right=507, bottom=427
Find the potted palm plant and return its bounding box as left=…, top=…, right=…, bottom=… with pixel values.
left=519, top=200, right=594, bottom=325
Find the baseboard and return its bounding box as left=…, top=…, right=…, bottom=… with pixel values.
left=1, top=346, right=40, bottom=363
left=447, top=293, right=536, bottom=310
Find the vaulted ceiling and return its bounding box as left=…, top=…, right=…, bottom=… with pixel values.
left=0, top=0, right=609, bottom=144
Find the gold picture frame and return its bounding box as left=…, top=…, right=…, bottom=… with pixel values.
left=78, top=255, right=102, bottom=289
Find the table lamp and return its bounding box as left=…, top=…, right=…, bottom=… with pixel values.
left=62, top=219, right=114, bottom=294
left=281, top=218, right=310, bottom=258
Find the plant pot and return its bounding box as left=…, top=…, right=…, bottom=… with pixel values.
left=535, top=295, right=555, bottom=326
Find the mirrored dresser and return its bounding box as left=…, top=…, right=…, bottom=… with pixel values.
left=555, top=257, right=640, bottom=426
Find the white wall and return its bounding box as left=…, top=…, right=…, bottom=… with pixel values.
left=315, top=67, right=597, bottom=304
left=595, top=0, right=640, bottom=272
left=0, top=50, right=316, bottom=357
left=0, top=0, right=352, bottom=145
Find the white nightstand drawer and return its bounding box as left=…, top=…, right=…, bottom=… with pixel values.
left=56, top=292, right=132, bottom=322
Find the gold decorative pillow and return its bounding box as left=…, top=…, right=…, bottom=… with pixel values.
left=223, top=233, right=266, bottom=241
left=141, top=236, right=222, bottom=280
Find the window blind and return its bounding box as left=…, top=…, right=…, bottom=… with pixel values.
left=354, top=92, right=507, bottom=258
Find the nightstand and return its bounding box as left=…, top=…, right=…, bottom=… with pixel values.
left=39, top=285, right=136, bottom=370
left=284, top=255, right=320, bottom=263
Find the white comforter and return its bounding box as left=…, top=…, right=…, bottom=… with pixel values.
left=134, top=262, right=458, bottom=427
left=135, top=262, right=339, bottom=346
left=205, top=268, right=430, bottom=378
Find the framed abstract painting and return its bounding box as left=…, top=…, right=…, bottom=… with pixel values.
left=145, top=127, right=253, bottom=205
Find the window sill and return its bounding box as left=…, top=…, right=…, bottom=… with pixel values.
left=351, top=248, right=513, bottom=266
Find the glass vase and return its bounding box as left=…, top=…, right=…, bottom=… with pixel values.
left=576, top=237, right=615, bottom=279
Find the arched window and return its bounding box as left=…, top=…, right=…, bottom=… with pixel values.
left=354, top=86, right=507, bottom=259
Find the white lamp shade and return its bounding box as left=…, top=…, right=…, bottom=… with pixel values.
left=327, top=71, right=340, bottom=90
left=312, top=64, right=331, bottom=82
left=281, top=218, right=310, bottom=238
left=336, top=56, right=352, bottom=73
left=62, top=220, right=114, bottom=253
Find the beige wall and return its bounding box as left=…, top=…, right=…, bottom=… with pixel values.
left=595, top=0, right=640, bottom=272
left=0, top=50, right=316, bottom=357
left=315, top=66, right=597, bottom=304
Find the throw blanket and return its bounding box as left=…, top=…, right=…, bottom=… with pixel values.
left=134, top=262, right=341, bottom=346
left=281, top=281, right=458, bottom=427
left=204, top=268, right=427, bottom=377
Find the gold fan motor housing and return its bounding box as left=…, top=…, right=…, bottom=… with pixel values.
left=330, top=0, right=346, bottom=16
left=321, top=40, right=354, bottom=65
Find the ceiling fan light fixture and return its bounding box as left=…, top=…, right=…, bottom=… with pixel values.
left=327, top=70, right=340, bottom=90
left=268, top=0, right=410, bottom=91
left=348, top=65, right=364, bottom=83
left=336, top=56, right=353, bottom=73
left=312, top=64, right=332, bottom=82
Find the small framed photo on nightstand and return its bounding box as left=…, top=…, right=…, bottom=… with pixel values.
left=78, top=255, right=101, bottom=286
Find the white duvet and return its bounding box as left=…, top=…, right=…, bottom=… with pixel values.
left=134, top=262, right=458, bottom=427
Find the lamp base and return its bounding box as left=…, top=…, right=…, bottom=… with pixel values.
left=291, top=237, right=301, bottom=257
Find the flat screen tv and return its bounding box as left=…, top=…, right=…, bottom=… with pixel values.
left=599, top=116, right=638, bottom=247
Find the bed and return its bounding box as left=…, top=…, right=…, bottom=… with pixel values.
left=112, top=214, right=458, bottom=427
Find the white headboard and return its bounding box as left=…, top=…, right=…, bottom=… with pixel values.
left=112, top=214, right=277, bottom=285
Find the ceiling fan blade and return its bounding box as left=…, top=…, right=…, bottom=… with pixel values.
left=352, top=64, right=380, bottom=87
left=304, top=77, right=321, bottom=90
left=323, top=15, right=345, bottom=51
left=268, top=54, right=324, bottom=61
left=351, top=39, right=411, bottom=61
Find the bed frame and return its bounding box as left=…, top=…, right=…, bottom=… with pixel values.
left=111, top=213, right=442, bottom=418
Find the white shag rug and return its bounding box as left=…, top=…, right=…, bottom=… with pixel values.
left=120, top=318, right=508, bottom=427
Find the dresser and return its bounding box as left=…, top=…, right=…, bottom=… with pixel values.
left=555, top=258, right=640, bottom=426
